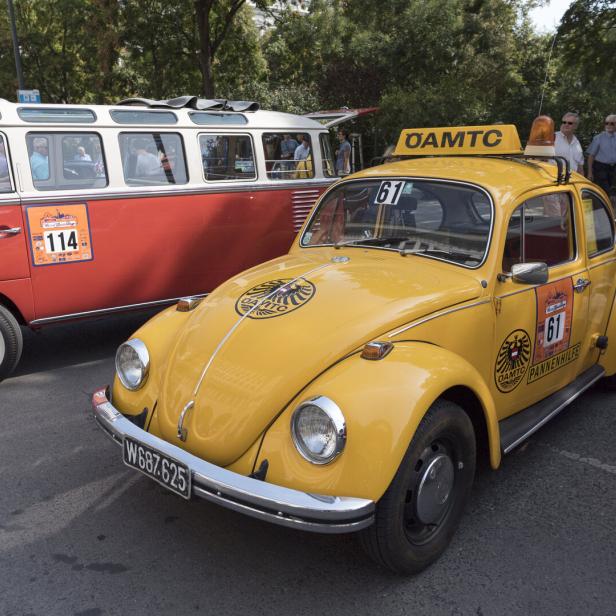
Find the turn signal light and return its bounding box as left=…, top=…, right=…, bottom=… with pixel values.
left=524, top=115, right=556, bottom=157
left=361, top=341, right=394, bottom=361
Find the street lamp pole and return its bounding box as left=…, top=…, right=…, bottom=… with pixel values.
left=6, top=0, right=24, bottom=90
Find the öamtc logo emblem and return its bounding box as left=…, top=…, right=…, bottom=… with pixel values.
left=495, top=329, right=531, bottom=393
left=235, top=278, right=316, bottom=319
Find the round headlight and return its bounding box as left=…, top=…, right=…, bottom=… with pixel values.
left=291, top=396, right=346, bottom=465
left=115, top=339, right=150, bottom=391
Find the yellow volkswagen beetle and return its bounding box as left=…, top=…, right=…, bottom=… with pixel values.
left=92, top=118, right=616, bottom=573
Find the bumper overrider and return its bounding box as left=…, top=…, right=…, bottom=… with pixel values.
left=92, top=388, right=375, bottom=533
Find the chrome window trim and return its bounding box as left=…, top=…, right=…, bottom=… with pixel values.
left=298, top=176, right=496, bottom=270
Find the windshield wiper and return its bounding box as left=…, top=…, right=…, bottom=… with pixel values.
left=334, top=236, right=410, bottom=249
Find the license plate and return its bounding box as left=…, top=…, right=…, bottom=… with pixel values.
left=123, top=437, right=191, bottom=499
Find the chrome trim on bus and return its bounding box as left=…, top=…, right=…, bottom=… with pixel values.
left=16, top=180, right=332, bottom=204
left=29, top=294, right=207, bottom=326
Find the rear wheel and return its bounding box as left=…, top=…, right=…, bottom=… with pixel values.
left=360, top=399, right=476, bottom=574
left=0, top=305, right=23, bottom=382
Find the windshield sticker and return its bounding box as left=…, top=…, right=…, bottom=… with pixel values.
left=495, top=329, right=531, bottom=393
left=532, top=279, right=573, bottom=364
left=26, top=203, right=93, bottom=266
left=235, top=277, right=315, bottom=319
left=374, top=180, right=405, bottom=205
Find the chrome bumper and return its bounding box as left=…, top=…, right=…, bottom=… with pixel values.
left=92, top=388, right=375, bottom=533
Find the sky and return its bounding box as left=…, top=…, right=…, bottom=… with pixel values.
left=529, top=0, right=575, bottom=32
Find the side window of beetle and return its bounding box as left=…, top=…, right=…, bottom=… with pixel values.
left=581, top=189, right=614, bottom=257
left=502, top=193, right=575, bottom=272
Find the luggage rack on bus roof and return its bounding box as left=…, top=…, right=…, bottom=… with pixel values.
left=116, top=96, right=259, bottom=113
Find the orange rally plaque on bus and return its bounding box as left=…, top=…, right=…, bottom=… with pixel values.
left=26, top=203, right=93, bottom=266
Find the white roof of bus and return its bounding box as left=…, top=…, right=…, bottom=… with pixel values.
left=0, top=99, right=325, bottom=130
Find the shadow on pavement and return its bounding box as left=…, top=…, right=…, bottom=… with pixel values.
left=13, top=308, right=162, bottom=378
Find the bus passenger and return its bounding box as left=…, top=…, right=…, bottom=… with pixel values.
left=30, top=138, right=49, bottom=180
left=135, top=140, right=161, bottom=176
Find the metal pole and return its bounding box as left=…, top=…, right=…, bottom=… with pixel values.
left=6, top=0, right=24, bottom=90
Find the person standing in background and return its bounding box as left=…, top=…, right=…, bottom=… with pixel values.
left=555, top=112, right=584, bottom=175
left=587, top=114, right=616, bottom=194
left=335, top=129, right=351, bottom=176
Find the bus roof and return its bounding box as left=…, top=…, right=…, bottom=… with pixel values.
left=0, top=99, right=326, bottom=131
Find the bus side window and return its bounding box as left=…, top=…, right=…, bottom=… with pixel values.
left=262, top=132, right=314, bottom=181
left=0, top=134, right=12, bottom=193
left=119, top=132, right=187, bottom=186
left=200, top=134, right=256, bottom=181
left=28, top=132, right=108, bottom=190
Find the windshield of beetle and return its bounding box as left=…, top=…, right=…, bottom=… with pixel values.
left=300, top=178, right=493, bottom=267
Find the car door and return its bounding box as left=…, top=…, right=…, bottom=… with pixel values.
left=0, top=133, right=29, bottom=282
left=492, top=190, right=590, bottom=419
left=578, top=188, right=616, bottom=373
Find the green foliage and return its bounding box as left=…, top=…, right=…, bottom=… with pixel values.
left=552, top=0, right=616, bottom=143
left=0, top=0, right=609, bottom=158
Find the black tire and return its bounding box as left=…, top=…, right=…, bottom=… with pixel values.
left=360, top=398, right=476, bottom=574
left=0, top=304, right=23, bottom=382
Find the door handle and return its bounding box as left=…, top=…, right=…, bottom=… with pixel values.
left=0, top=226, right=21, bottom=237
left=573, top=278, right=591, bottom=293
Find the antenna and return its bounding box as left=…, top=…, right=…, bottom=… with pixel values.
left=538, top=32, right=558, bottom=116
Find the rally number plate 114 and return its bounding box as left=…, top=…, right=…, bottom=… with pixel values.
left=123, top=437, right=191, bottom=499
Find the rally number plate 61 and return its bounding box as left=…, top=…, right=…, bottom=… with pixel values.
left=123, top=437, right=191, bottom=499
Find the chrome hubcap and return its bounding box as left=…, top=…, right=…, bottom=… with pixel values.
left=0, top=334, right=5, bottom=365
left=415, top=453, right=455, bottom=525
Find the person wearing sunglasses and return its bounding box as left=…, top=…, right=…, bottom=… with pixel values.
left=555, top=112, right=584, bottom=175
left=587, top=114, right=616, bottom=195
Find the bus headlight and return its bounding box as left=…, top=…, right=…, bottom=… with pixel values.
left=115, top=339, right=150, bottom=391
left=291, top=396, right=346, bottom=464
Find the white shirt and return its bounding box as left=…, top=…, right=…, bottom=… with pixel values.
left=554, top=131, right=584, bottom=172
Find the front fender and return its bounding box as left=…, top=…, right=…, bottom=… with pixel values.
left=111, top=305, right=193, bottom=417
left=256, top=342, right=499, bottom=502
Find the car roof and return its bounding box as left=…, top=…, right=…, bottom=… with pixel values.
left=354, top=156, right=581, bottom=204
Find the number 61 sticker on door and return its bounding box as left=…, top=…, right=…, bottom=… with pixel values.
left=26, top=203, right=93, bottom=266
left=534, top=278, right=573, bottom=362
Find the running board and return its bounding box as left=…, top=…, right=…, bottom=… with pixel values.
left=499, top=364, right=605, bottom=454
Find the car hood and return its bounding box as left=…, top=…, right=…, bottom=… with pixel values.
left=157, top=250, right=482, bottom=465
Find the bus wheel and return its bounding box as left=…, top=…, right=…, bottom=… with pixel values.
left=0, top=305, right=23, bottom=382
left=360, top=399, right=476, bottom=574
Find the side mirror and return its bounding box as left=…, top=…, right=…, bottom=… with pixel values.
left=511, top=262, right=548, bottom=285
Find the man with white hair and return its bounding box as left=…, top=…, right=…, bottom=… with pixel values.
left=555, top=112, right=584, bottom=175
left=587, top=114, right=616, bottom=195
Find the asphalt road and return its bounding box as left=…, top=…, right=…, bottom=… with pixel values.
left=1, top=311, right=615, bottom=616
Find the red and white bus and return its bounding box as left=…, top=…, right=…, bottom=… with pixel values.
left=0, top=97, right=337, bottom=379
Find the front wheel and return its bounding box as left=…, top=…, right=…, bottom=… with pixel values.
left=360, top=399, right=476, bottom=574
left=0, top=305, right=23, bottom=382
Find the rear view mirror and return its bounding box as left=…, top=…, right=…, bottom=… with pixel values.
left=511, top=262, right=548, bottom=285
